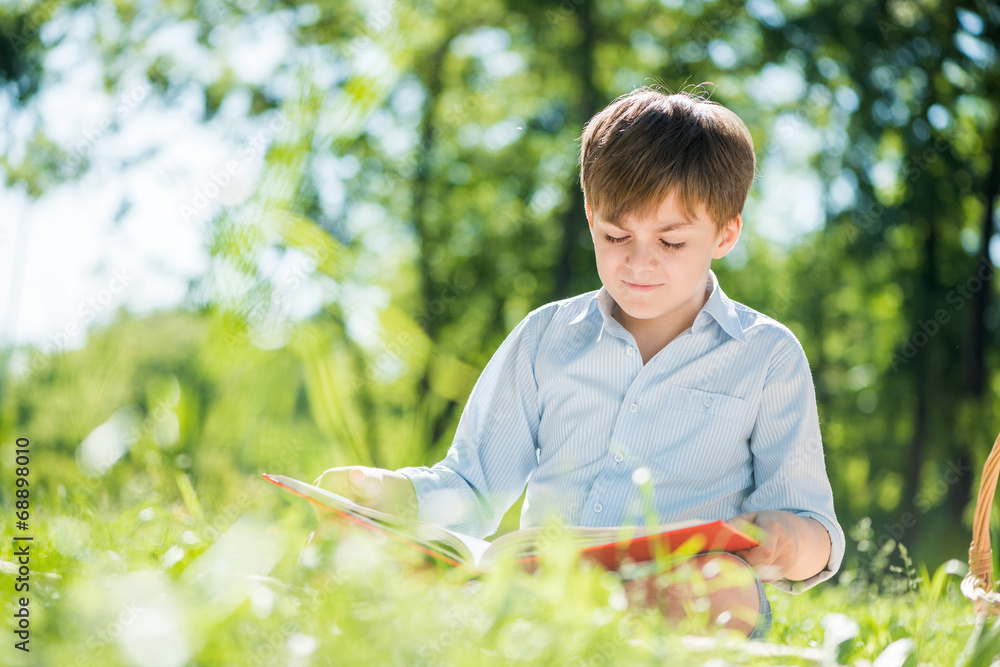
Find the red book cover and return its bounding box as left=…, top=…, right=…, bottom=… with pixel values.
left=578, top=520, right=758, bottom=570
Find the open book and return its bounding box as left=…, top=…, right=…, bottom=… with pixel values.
left=264, top=473, right=758, bottom=571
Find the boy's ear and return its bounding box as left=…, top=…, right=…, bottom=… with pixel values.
left=585, top=200, right=594, bottom=233
left=712, top=214, right=742, bottom=259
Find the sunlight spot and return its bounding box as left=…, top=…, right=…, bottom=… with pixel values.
left=632, top=467, right=651, bottom=486
left=957, top=8, right=984, bottom=35
left=746, top=63, right=804, bottom=106
left=591, top=607, right=615, bottom=626
left=872, top=638, right=915, bottom=667
left=821, top=612, right=860, bottom=649
left=942, top=559, right=968, bottom=576
left=181, top=515, right=286, bottom=618
left=250, top=580, right=276, bottom=618
left=288, top=633, right=319, bottom=657
left=49, top=516, right=92, bottom=558
left=700, top=558, right=722, bottom=579
left=334, top=530, right=389, bottom=577
left=160, top=545, right=185, bottom=569
left=114, top=570, right=190, bottom=667
left=299, top=543, right=321, bottom=569
left=153, top=413, right=180, bottom=448
left=77, top=407, right=141, bottom=476
left=421, top=489, right=475, bottom=527
left=708, top=40, right=738, bottom=69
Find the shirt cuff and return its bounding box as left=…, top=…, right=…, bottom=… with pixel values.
left=767, top=511, right=845, bottom=594
left=395, top=465, right=485, bottom=536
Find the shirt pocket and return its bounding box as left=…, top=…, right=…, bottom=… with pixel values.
left=649, top=384, right=750, bottom=481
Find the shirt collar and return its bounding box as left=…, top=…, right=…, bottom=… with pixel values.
left=698, top=270, right=747, bottom=342
left=569, top=270, right=746, bottom=343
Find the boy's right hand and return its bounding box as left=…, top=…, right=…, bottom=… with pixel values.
left=312, top=466, right=418, bottom=521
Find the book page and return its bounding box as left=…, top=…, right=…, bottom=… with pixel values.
left=264, top=473, right=492, bottom=568
left=431, top=528, right=491, bottom=567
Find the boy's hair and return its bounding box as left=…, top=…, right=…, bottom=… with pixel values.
left=578, top=87, right=756, bottom=231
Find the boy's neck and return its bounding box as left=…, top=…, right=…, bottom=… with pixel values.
left=610, top=277, right=712, bottom=364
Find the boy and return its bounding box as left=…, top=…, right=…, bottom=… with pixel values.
left=313, top=87, right=844, bottom=639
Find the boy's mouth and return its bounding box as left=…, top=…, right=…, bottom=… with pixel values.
left=623, top=281, right=661, bottom=292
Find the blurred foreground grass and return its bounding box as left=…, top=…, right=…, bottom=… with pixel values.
left=0, top=456, right=993, bottom=666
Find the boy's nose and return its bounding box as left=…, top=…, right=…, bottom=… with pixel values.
left=626, top=243, right=660, bottom=271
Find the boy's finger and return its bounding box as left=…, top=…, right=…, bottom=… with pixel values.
left=315, top=468, right=356, bottom=496
left=349, top=466, right=383, bottom=502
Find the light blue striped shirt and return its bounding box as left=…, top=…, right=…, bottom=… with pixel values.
left=397, top=270, right=844, bottom=591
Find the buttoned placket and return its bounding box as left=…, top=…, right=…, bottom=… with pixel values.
left=582, top=294, right=711, bottom=525
left=581, top=326, right=660, bottom=525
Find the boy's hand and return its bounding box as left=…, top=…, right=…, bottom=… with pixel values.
left=729, top=510, right=831, bottom=582
left=312, top=466, right=418, bottom=521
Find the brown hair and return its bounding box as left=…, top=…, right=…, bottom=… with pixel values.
left=579, top=87, right=756, bottom=231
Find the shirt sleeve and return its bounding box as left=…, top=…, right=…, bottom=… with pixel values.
left=742, top=332, right=846, bottom=593
left=395, top=313, right=542, bottom=539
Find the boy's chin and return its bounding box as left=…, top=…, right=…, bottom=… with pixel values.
left=617, top=303, right=669, bottom=323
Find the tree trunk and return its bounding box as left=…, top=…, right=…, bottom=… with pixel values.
left=901, top=217, right=937, bottom=523
left=968, top=138, right=999, bottom=396
left=554, top=0, right=600, bottom=299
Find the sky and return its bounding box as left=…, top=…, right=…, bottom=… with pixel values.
left=0, top=2, right=298, bottom=354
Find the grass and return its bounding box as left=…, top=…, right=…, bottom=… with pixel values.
left=0, top=453, right=995, bottom=666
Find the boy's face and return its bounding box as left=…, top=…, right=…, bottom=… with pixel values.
left=586, top=190, right=741, bottom=334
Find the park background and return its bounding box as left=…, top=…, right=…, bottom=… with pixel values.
left=0, top=0, right=999, bottom=664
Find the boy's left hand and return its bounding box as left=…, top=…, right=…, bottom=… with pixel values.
left=729, top=510, right=831, bottom=582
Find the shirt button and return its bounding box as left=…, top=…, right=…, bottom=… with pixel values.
left=629, top=403, right=638, bottom=413
left=594, top=503, right=603, bottom=513
left=626, top=346, right=636, bottom=356
left=614, top=453, right=624, bottom=463
left=703, top=397, right=713, bottom=408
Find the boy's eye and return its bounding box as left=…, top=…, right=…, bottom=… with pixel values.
left=603, top=234, right=685, bottom=250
